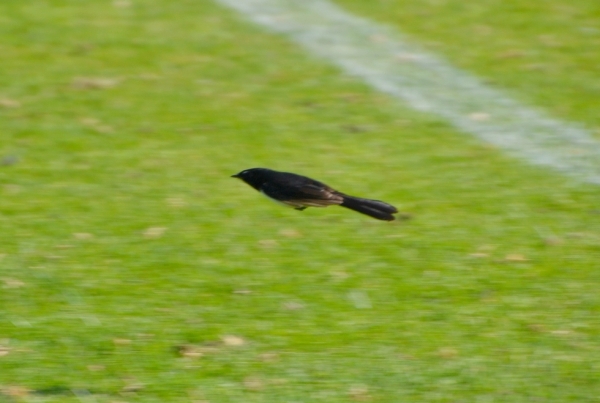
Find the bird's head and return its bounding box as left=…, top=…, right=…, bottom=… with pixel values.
left=231, top=168, right=273, bottom=190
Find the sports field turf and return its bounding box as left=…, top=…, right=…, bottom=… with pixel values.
left=1, top=1, right=599, bottom=402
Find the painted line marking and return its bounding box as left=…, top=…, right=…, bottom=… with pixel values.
left=217, top=0, right=600, bottom=184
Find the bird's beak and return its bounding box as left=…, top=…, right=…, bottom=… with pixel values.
left=231, top=174, right=240, bottom=178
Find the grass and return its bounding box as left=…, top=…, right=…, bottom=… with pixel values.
left=335, top=0, right=600, bottom=133
left=1, top=0, right=600, bottom=401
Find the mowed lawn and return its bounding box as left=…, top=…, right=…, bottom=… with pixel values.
left=1, top=1, right=599, bottom=402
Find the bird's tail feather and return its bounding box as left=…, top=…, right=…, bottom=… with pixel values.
left=340, top=196, right=398, bottom=221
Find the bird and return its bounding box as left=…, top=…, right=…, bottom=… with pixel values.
left=231, top=168, right=398, bottom=221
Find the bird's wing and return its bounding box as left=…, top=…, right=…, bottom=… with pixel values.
left=299, top=183, right=343, bottom=200
left=261, top=181, right=344, bottom=206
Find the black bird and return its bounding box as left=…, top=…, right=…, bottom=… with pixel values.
left=232, top=168, right=398, bottom=221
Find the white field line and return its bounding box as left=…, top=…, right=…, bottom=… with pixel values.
left=217, top=0, right=600, bottom=184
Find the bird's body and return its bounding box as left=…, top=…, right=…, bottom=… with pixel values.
left=232, top=168, right=398, bottom=221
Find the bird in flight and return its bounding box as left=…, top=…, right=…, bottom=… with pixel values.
left=232, top=168, right=398, bottom=221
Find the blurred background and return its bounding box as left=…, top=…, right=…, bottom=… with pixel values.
left=1, top=0, right=599, bottom=401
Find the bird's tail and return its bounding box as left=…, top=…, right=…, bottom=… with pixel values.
left=340, top=195, right=398, bottom=221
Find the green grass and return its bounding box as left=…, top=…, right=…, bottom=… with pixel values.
left=335, top=0, right=600, bottom=134
left=1, top=0, right=600, bottom=402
